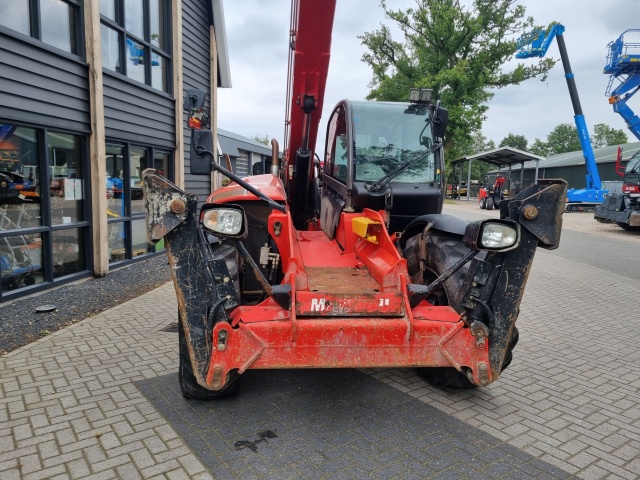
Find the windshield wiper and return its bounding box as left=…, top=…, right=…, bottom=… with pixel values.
left=365, top=143, right=441, bottom=192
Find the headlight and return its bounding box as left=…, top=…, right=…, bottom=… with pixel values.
left=200, top=205, right=247, bottom=238
left=480, top=223, right=518, bottom=249
left=464, top=220, right=520, bottom=252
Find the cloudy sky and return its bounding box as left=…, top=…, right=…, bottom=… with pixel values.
left=216, top=0, right=640, bottom=154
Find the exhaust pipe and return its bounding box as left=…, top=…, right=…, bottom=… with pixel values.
left=271, top=138, right=280, bottom=176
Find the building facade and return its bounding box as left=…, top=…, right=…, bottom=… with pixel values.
left=0, top=0, right=230, bottom=301
left=218, top=128, right=276, bottom=178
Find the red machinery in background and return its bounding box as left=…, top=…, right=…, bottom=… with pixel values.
left=478, top=174, right=507, bottom=210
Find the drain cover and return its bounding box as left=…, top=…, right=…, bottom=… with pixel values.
left=36, top=305, right=57, bottom=313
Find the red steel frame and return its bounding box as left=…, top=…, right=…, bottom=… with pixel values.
left=195, top=0, right=489, bottom=390
left=203, top=206, right=492, bottom=390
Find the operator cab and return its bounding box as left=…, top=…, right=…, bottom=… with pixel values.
left=624, top=151, right=640, bottom=185
left=320, top=99, right=446, bottom=239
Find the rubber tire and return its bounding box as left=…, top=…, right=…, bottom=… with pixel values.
left=617, top=222, right=640, bottom=231
left=486, top=197, right=494, bottom=211
left=479, top=198, right=486, bottom=209
left=404, top=229, right=517, bottom=389
left=178, top=314, right=240, bottom=399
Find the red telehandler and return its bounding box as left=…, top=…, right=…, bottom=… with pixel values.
left=143, top=0, right=567, bottom=399
left=478, top=174, right=507, bottom=211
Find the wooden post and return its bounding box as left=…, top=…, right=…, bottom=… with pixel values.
left=210, top=24, right=219, bottom=191
left=84, top=0, right=108, bottom=275
left=173, top=0, right=185, bottom=188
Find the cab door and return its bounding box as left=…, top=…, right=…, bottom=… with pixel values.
left=320, top=103, right=352, bottom=239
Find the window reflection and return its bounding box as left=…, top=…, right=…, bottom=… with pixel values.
left=0, top=125, right=41, bottom=230
left=149, top=0, right=165, bottom=50
left=153, top=150, right=169, bottom=175
left=40, top=0, right=77, bottom=54
left=99, top=0, right=116, bottom=21
left=0, top=123, right=89, bottom=296
left=130, top=147, right=147, bottom=214
left=132, top=219, right=150, bottom=256
left=106, top=144, right=126, bottom=217
left=106, top=144, right=126, bottom=263
left=48, top=132, right=84, bottom=225
left=108, top=222, right=126, bottom=263
left=126, top=38, right=146, bottom=83
left=1, top=232, right=43, bottom=292
left=100, top=0, right=171, bottom=92
left=125, top=0, right=144, bottom=39
left=151, top=55, right=166, bottom=92
left=101, top=24, right=121, bottom=72
left=53, top=228, right=85, bottom=278
left=0, top=0, right=30, bottom=36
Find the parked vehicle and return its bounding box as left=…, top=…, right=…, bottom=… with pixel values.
left=597, top=31, right=640, bottom=231
left=595, top=149, right=640, bottom=230
left=478, top=174, right=507, bottom=210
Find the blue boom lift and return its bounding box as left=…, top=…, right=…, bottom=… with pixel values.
left=604, top=30, right=640, bottom=141
left=594, top=30, right=640, bottom=231
left=516, top=24, right=607, bottom=210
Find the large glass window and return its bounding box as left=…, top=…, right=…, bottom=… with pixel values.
left=100, top=0, right=172, bottom=93
left=101, top=24, right=121, bottom=72
left=48, top=132, right=85, bottom=225
left=0, top=0, right=81, bottom=55
left=106, top=142, right=171, bottom=263
left=0, top=0, right=30, bottom=36
left=0, top=126, right=41, bottom=231
left=0, top=122, right=89, bottom=299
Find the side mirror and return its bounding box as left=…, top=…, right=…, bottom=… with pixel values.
left=185, top=88, right=213, bottom=175
left=190, top=130, right=214, bottom=175
left=433, top=105, right=448, bottom=139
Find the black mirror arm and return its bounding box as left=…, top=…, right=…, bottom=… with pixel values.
left=195, top=146, right=286, bottom=213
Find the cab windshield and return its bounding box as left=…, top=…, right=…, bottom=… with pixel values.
left=625, top=151, right=640, bottom=174
left=351, top=102, right=435, bottom=184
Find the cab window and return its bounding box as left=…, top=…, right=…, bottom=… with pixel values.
left=325, top=106, right=348, bottom=183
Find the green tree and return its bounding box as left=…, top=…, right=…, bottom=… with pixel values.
left=591, top=123, right=628, bottom=148
left=466, top=131, right=496, bottom=180
left=545, top=123, right=581, bottom=154
left=252, top=135, right=270, bottom=146
left=447, top=131, right=495, bottom=187
left=468, top=131, right=496, bottom=155
left=529, top=138, right=549, bottom=157
left=499, top=133, right=528, bottom=151
left=359, top=0, right=556, bottom=165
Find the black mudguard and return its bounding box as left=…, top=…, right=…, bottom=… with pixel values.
left=144, top=171, right=238, bottom=391
left=402, top=180, right=568, bottom=382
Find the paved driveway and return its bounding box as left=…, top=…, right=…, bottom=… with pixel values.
left=0, top=202, right=638, bottom=479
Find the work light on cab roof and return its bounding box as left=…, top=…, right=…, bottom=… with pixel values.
left=409, top=88, right=433, bottom=104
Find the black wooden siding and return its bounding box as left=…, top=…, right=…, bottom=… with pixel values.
left=182, top=0, right=212, bottom=201
left=103, top=74, right=175, bottom=149
left=0, top=32, right=90, bottom=132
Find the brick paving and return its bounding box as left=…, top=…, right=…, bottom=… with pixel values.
left=371, top=244, right=640, bottom=478
left=136, top=369, right=574, bottom=479
left=1, top=205, right=639, bottom=478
